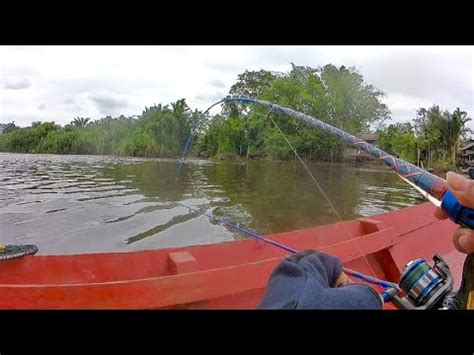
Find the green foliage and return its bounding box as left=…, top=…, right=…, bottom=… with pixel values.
left=440, top=108, right=471, bottom=164
left=378, top=123, right=417, bottom=162
left=411, top=105, right=472, bottom=168
left=203, top=63, right=390, bottom=160
left=71, top=117, right=91, bottom=128
left=0, top=121, right=59, bottom=153
left=1, top=62, right=469, bottom=171
left=0, top=122, right=20, bottom=134
left=136, top=99, right=194, bottom=156
left=263, top=128, right=301, bottom=159
left=0, top=99, right=195, bottom=158
left=120, top=129, right=159, bottom=157
left=378, top=105, right=471, bottom=171
left=320, top=64, right=390, bottom=131
left=37, top=127, right=98, bottom=154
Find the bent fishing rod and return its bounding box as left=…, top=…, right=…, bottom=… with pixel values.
left=180, top=96, right=474, bottom=309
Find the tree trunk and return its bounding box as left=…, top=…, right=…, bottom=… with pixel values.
left=417, top=146, right=420, bottom=167
left=247, top=144, right=250, bottom=159
left=428, top=142, right=431, bottom=168
left=330, top=149, right=334, bottom=163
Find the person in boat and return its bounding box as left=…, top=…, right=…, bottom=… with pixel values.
left=259, top=172, right=474, bottom=309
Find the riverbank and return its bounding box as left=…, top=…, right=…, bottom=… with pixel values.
left=202, top=152, right=461, bottom=178
left=0, top=147, right=459, bottom=179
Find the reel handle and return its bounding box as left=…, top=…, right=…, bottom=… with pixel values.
left=453, top=254, right=474, bottom=309
left=440, top=192, right=474, bottom=308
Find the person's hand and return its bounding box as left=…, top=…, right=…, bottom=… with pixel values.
left=259, top=250, right=381, bottom=309
left=435, top=172, right=474, bottom=254
left=333, top=271, right=353, bottom=287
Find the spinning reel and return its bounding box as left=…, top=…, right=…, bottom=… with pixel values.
left=384, top=254, right=474, bottom=310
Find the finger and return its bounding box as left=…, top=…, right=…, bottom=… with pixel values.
left=434, top=207, right=448, bottom=220
left=333, top=272, right=353, bottom=287
left=446, top=172, right=474, bottom=209
left=452, top=227, right=474, bottom=254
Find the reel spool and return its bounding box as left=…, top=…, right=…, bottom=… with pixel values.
left=399, top=258, right=446, bottom=306
left=386, top=254, right=454, bottom=310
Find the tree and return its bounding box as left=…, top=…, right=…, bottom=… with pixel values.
left=171, top=98, right=190, bottom=116
left=440, top=108, right=471, bottom=164
left=225, top=69, right=281, bottom=117
left=198, top=63, right=391, bottom=161
left=229, top=69, right=280, bottom=99
left=72, top=117, right=91, bottom=128
left=319, top=64, right=390, bottom=133
left=413, top=106, right=444, bottom=167
left=378, top=123, right=417, bottom=162
left=411, top=105, right=471, bottom=168
left=0, top=122, right=19, bottom=134
left=256, top=63, right=389, bottom=160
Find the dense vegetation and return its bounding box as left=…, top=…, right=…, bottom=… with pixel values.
left=200, top=64, right=389, bottom=160
left=377, top=106, right=471, bottom=171
left=0, top=63, right=471, bottom=171
left=0, top=99, right=200, bottom=157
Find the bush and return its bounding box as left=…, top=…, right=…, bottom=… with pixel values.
left=37, top=127, right=98, bottom=155
left=120, top=130, right=160, bottom=157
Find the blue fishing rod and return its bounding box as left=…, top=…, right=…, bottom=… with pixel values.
left=177, top=202, right=400, bottom=293
left=181, top=96, right=474, bottom=229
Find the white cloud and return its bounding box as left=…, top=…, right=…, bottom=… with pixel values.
left=209, top=79, right=226, bottom=89
left=88, top=93, right=128, bottom=115
left=0, top=45, right=472, bottom=130
left=4, top=78, right=31, bottom=90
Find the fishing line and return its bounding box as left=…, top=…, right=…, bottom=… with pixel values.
left=177, top=98, right=401, bottom=292
left=178, top=99, right=226, bottom=175
left=263, top=110, right=380, bottom=281
left=177, top=202, right=400, bottom=290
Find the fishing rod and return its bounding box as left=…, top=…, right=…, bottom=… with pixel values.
left=179, top=96, right=474, bottom=309
left=181, top=96, right=474, bottom=228
left=177, top=202, right=400, bottom=292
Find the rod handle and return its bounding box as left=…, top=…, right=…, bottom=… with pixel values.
left=441, top=190, right=474, bottom=229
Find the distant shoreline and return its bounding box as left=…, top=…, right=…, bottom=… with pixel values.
left=0, top=150, right=455, bottom=178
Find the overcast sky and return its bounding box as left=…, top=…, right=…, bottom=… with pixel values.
left=1, top=46, right=473, bottom=129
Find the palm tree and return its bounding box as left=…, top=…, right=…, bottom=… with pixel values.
left=414, top=106, right=444, bottom=167
left=71, top=117, right=91, bottom=128
left=441, top=108, right=472, bottom=164
left=0, top=122, right=19, bottom=134
left=171, top=99, right=190, bottom=116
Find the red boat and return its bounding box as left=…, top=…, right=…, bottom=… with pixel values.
left=0, top=202, right=468, bottom=309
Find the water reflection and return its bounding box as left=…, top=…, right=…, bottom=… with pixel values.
left=0, top=153, right=424, bottom=254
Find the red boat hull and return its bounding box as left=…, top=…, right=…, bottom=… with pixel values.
left=0, top=202, right=468, bottom=309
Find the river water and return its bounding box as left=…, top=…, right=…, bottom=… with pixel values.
left=0, top=153, right=424, bottom=254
